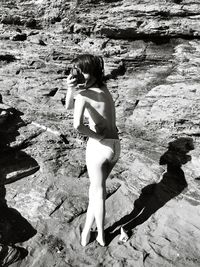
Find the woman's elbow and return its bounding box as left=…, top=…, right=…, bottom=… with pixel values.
left=73, top=122, right=82, bottom=131
left=65, top=102, right=73, bottom=110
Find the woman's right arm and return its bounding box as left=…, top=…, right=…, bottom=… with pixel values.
left=65, top=74, right=77, bottom=110
left=65, top=87, right=74, bottom=109
left=74, top=94, right=105, bottom=141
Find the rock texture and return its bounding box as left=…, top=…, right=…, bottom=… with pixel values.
left=0, top=0, right=200, bottom=266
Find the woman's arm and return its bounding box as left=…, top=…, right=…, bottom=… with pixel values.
left=74, top=94, right=105, bottom=141
left=65, top=87, right=74, bottom=109
left=65, top=75, right=77, bottom=110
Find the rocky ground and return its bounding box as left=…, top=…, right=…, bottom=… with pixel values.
left=0, top=0, right=200, bottom=266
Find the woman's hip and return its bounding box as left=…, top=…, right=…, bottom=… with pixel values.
left=86, top=138, right=121, bottom=164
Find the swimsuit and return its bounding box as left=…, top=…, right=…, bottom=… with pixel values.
left=86, top=138, right=121, bottom=165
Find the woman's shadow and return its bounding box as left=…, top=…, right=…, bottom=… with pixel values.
left=105, top=137, right=194, bottom=244
left=0, top=104, right=39, bottom=264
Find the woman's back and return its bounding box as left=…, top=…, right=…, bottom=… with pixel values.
left=82, top=85, right=118, bottom=139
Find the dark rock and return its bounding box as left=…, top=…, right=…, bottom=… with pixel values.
left=25, top=18, right=37, bottom=28
left=12, top=33, right=27, bottom=41
left=0, top=55, right=16, bottom=63
left=0, top=244, right=28, bottom=266
left=1, top=15, right=22, bottom=25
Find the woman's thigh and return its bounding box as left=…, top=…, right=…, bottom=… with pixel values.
left=86, top=155, right=109, bottom=186
left=86, top=138, right=120, bottom=184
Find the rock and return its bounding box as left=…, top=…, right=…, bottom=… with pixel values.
left=1, top=15, right=22, bottom=25
left=0, top=100, right=13, bottom=125
left=0, top=0, right=200, bottom=266
left=11, top=33, right=27, bottom=41
left=0, top=54, right=16, bottom=63
left=0, top=244, right=28, bottom=266
left=25, top=18, right=37, bottom=28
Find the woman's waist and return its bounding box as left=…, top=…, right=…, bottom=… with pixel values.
left=87, top=137, right=120, bottom=148
left=89, top=134, right=119, bottom=142
left=88, top=137, right=119, bottom=142
left=90, top=125, right=118, bottom=139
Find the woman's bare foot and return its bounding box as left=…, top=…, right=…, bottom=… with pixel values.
left=81, top=229, right=91, bottom=247
left=119, top=227, right=129, bottom=242
left=96, top=235, right=105, bottom=247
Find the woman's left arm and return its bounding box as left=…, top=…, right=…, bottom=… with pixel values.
left=74, top=94, right=104, bottom=141
left=65, top=74, right=77, bottom=110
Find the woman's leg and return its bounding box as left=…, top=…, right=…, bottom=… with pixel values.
left=88, top=160, right=108, bottom=246
left=81, top=186, right=95, bottom=246
left=81, top=140, right=120, bottom=246
left=81, top=159, right=109, bottom=246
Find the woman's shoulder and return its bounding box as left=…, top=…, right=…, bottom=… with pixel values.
left=77, top=85, right=108, bottom=103
left=74, top=91, right=86, bottom=103
left=76, top=89, right=88, bottom=98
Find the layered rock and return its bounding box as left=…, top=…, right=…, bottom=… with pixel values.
left=0, top=0, right=200, bottom=266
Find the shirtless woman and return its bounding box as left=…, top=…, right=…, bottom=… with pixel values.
left=65, top=54, right=120, bottom=246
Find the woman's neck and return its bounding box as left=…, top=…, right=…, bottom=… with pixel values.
left=85, top=79, right=98, bottom=89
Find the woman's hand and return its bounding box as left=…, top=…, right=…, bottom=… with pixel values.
left=66, top=74, right=77, bottom=89
left=95, top=124, right=107, bottom=138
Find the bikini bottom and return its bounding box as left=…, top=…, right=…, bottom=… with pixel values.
left=86, top=138, right=121, bottom=165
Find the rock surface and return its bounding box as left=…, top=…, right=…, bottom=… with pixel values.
left=0, top=0, right=200, bottom=266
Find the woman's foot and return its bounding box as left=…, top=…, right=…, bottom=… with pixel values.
left=81, top=229, right=91, bottom=247
left=119, top=227, right=129, bottom=242
left=96, top=234, right=105, bottom=247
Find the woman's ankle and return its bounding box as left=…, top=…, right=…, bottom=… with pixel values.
left=81, top=228, right=91, bottom=246
left=96, top=232, right=105, bottom=246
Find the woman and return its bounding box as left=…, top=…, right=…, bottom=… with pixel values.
left=65, top=54, right=120, bottom=246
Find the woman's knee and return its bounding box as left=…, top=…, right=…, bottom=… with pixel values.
left=89, top=184, right=106, bottom=200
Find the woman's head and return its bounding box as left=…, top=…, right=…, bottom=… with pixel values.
left=71, top=54, right=105, bottom=87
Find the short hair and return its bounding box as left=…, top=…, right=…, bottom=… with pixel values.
left=71, top=54, right=105, bottom=87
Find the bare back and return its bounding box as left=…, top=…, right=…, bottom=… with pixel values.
left=82, top=85, right=118, bottom=139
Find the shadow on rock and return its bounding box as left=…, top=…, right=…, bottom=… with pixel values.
left=105, top=137, right=194, bottom=245
left=0, top=98, right=39, bottom=265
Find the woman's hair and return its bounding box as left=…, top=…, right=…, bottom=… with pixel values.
left=71, top=54, right=105, bottom=87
